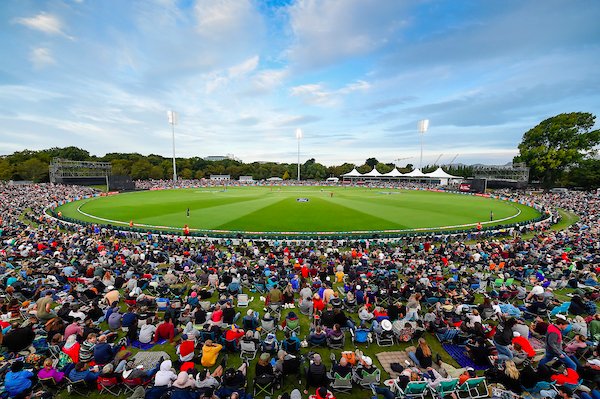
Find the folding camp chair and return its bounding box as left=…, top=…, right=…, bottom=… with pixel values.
left=395, top=380, right=429, bottom=399
left=326, top=332, right=346, bottom=349
left=351, top=328, right=371, bottom=347
left=457, top=377, right=488, bottom=399
left=328, top=371, right=353, bottom=393
left=353, top=368, right=381, bottom=389
left=375, top=330, right=395, bottom=347
left=237, top=294, right=251, bottom=307
left=268, top=303, right=282, bottom=320
left=122, top=377, right=151, bottom=394
left=66, top=377, right=90, bottom=395
left=39, top=376, right=61, bottom=393
left=240, top=340, right=258, bottom=361
left=260, top=318, right=277, bottom=337
left=253, top=373, right=277, bottom=397
left=97, top=376, right=122, bottom=396
left=284, top=317, right=300, bottom=336
left=430, top=378, right=459, bottom=399
left=278, top=354, right=303, bottom=388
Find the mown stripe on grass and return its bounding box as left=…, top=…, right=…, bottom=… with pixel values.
left=217, top=195, right=408, bottom=232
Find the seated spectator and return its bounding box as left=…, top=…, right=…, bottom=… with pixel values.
left=69, top=362, right=100, bottom=384
left=262, top=333, right=279, bottom=354
left=177, top=334, right=196, bottom=363
left=498, top=360, right=523, bottom=394
left=304, top=353, right=328, bottom=394
left=331, top=357, right=352, bottom=378
left=224, top=325, right=245, bottom=343
left=38, top=358, right=65, bottom=384
left=222, top=362, right=248, bottom=389
left=2, top=323, right=35, bottom=352
left=155, top=317, right=176, bottom=343
left=201, top=340, right=223, bottom=368
left=172, top=371, right=196, bottom=389
left=407, top=338, right=433, bottom=368
left=5, top=360, right=35, bottom=397
left=255, top=353, right=275, bottom=377
left=62, top=334, right=81, bottom=363
left=282, top=331, right=300, bottom=354
left=564, top=334, right=587, bottom=356
left=308, top=325, right=327, bottom=346
left=154, top=359, right=177, bottom=387
left=551, top=367, right=580, bottom=386
left=93, top=334, right=121, bottom=365
left=139, top=317, right=157, bottom=344
left=241, top=309, right=258, bottom=331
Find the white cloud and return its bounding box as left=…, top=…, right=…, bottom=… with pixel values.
left=15, top=12, right=72, bottom=39
left=287, top=0, right=408, bottom=68
left=205, top=55, right=260, bottom=93
left=195, top=0, right=264, bottom=43
left=228, top=56, right=259, bottom=78
left=290, top=80, right=371, bottom=106
left=29, top=47, right=56, bottom=69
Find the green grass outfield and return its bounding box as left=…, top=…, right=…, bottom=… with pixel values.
left=56, top=186, right=541, bottom=235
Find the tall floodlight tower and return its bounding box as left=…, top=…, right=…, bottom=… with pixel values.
left=167, top=110, right=178, bottom=182
left=295, top=128, right=303, bottom=181
left=417, top=119, right=429, bottom=169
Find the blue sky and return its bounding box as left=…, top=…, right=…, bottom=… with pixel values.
left=1, top=0, right=599, bottom=166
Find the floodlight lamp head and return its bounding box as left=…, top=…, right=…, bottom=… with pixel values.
left=295, top=128, right=303, bottom=139
left=418, top=119, right=429, bottom=133
left=167, top=110, right=178, bottom=125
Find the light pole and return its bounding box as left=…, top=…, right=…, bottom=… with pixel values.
left=168, top=110, right=178, bottom=182
left=417, top=119, right=429, bottom=169
left=295, top=128, right=303, bottom=181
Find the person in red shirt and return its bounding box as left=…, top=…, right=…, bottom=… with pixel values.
left=224, top=325, right=245, bottom=342
left=512, top=332, right=535, bottom=358
left=313, top=294, right=325, bottom=313
left=154, top=317, right=176, bottom=343
left=551, top=367, right=579, bottom=385
left=176, top=334, right=196, bottom=362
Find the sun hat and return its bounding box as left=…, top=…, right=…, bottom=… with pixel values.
left=381, top=319, right=393, bottom=331
left=363, top=356, right=373, bottom=366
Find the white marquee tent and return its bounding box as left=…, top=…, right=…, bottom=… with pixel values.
left=341, top=166, right=462, bottom=185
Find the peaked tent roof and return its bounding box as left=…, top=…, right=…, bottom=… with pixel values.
left=425, top=167, right=462, bottom=179
left=384, top=168, right=404, bottom=177
left=341, top=168, right=362, bottom=177
left=404, top=168, right=426, bottom=177
left=363, top=168, right=382, bottom=177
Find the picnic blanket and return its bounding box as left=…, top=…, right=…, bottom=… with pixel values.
left=442, top=344, right=488, bottom=371
left=375, top=350, right=412, bottom=378
left=131, top=338, right=167, bottom=350
left=132, top=350, right=169, bottom=370
left=528, top=336, right=545, bottom=350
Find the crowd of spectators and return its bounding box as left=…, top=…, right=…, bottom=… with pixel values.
left=0, top=181, right=599, bottom=399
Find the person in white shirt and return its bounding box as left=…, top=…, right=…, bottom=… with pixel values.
left=139, top=320, right=157, bottom=344
left=154, top=360, right=177, bottom=387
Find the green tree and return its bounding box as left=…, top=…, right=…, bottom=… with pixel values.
left=282, top=170, right=290, bottom=180
left=149, top=165, right=164, bottom=179
left=0, top=159, right=13, bottom=180
left=365, top=157, right=379, bottom=168
left=375, top=162, right=393, bottom=174
left=130, top=159, right=152, bottom=180
left=16, top=158, right=48, bottom=182
left=515, top=112, right=600, bottom=187
left=562, top=159, right=600, bottom=189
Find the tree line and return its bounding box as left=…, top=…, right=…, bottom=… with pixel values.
left=1, top=112, right=599, bottom=188
left=0, top=146, right=473, bottom=183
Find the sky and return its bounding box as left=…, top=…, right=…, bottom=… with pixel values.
left=1, top=0, right=600, bottom=167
